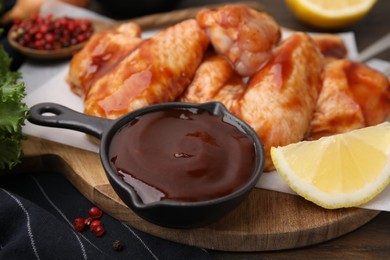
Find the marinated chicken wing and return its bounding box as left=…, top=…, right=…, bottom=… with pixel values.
left=346, top=61, right=390, bottom=126
left=197, top=4, right=281, bottom=77
left=67, top=22, right=142, bottom=97
left=309, top=59, right=390, bottom=139
left=84, top=19, right=209, bottom=119
left=232, top=33, right=323, bottom=171
left=311, top=34, right=348, bottom=62
left=178, top=54, right=246, bottom=110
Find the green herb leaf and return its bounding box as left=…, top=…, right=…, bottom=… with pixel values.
left=0, top=34, right=29, bottom=169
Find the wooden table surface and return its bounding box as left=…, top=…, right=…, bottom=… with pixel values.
left=90, top=0, right=390, bottom=258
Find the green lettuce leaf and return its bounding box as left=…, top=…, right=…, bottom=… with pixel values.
left=0, top=35, right=29, bottom=169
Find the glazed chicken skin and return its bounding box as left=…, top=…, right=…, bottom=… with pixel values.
left=178, top=54, right=246, bottom=110
left=196, top=4, right=281, bottom=77
left=84, top=19, right=209, bottom=119
left=232, top=33, right=324, bottom=171
left=311, top=34, right=348, bottom=62
left=309, top=59, right=390, bottom=139
left=67, top=22, right=142, bottom=97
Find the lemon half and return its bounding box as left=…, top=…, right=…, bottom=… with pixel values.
left=271, top=122, right=390, bottom=209
left=285, top=0, right=377, bottom=29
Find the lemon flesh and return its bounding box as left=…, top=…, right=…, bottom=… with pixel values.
left=285, top=0, right=377, bottom=29
left=271, top=122, right=390, bottom=209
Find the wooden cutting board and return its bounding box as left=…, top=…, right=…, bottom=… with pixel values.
left=18, top=136, right=379, bottom=251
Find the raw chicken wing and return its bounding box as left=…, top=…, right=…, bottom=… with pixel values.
left=197, top=4, right=281, bottom=77
left=232, top=33, right=323, bottom=171
left=84, top=19, right=209, bottom=119
left=311, top=34, right=348, bottom=62
left=67, top=22, right=142, bottom=97
left=309, top=59, right=390, bottom=139
left=178, top=54, right=246, bottom=110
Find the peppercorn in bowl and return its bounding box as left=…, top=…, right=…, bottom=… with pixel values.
left=7, top=14, right=94, bottom=60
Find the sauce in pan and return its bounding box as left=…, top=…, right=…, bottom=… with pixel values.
left=109, top=108, right=256, bottom=203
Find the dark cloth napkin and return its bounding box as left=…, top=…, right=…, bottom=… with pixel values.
left=0, top=171, right=211, bottom=260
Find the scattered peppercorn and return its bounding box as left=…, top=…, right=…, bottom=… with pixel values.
left=84, top=217, right=93, bottom=226
left=73, top=217, right=85, bottom=232
left=93, top=225, right=105, bottom=237
left=9, top=14, right=94, bottom=51
left=73, top=206, right=105, bottom=235
left=112, top=240, right=123, bottom=251
left=89, top=206, right=103, bottom=219
left=89, top=220, right=101, bottom=231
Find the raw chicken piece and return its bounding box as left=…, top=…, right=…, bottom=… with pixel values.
left=232, top=33, right=323, bottom=171
left=84, top=19, right=209, bottom=119
left=311, top=34, right=348, bottom=62
left=346, top=61, right=390, bottom=126
left=309, top=59, right=390, bottom=139
left=67, top=22, right=142, bottom=97
left=197, top=4, right=281, bottom=77
left=178, top=54, right=246, bottom=110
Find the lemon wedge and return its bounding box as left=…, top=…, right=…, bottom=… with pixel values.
left=271, top=122, right=390, bottom=209
left=285, top=0, right=377, bottom=29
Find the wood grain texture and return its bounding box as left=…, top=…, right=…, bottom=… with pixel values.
left=20, top=136, right=380, bottom=251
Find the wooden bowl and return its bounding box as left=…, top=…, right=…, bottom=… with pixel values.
left=7, top=32, right=86, bottom=60
left=6, top=18, right=111, bottom=60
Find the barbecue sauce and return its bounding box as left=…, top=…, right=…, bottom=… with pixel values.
left=109, top=108, right=256, bottom=203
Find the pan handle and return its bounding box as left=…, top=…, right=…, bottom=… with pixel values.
left=28, top=102, right=113, bottom=139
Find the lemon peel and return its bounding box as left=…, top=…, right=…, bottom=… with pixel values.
left=271, top=122, right=390, bottom=209
left=285, top=0, right=377, bottom=29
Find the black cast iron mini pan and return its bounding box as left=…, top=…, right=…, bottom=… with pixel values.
left=28, top=102, right=265, bottom=228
